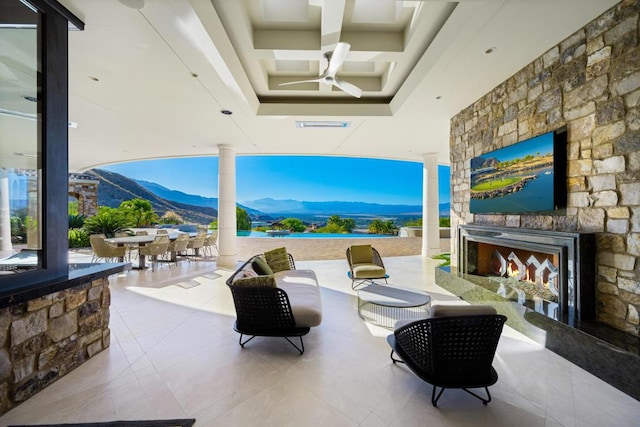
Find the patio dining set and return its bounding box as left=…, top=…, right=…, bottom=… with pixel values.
left=89, top=228, right=217, bottom=271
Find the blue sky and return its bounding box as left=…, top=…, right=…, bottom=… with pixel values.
left=478, top=132, right=554, bottom=163
left=104, top=156, right=451, bottom=205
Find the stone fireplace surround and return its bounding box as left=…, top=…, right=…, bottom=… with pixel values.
left=459, top=225, right=596, bottom=323
left=441, top=0, right=640, bottom=400
left=437, top=225, right=638, bottom=400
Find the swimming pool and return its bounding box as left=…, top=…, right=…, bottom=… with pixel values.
left=237, top=231, right=395, bottom=238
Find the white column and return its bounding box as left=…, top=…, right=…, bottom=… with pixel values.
left=422, top=154, right=440, bottom=257
left=0, top=169, right=12, bottom=254
left=217, top=144, right=238, bottom=268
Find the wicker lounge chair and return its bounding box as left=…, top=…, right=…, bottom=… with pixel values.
left=346, top=244, right=388, bottom=289
left=226, top=251, right=322, bottom=354
left=387, top=305, right=506, bottom=407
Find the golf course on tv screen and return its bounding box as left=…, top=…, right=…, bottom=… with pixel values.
left=470, top=131, right=565, bottom=214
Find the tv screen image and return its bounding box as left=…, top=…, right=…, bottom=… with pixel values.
left=470, top=130, right=565, bottom=214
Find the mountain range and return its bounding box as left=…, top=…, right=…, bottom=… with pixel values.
left=85, top=169, right=219, bottom=224
left=86, top=169, right=451, bottom=224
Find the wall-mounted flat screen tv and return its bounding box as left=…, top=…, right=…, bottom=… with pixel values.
left=470, top=128, right=566, bottom=214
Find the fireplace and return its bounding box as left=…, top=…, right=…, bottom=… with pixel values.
left=459, top=225, right=595, bottom=325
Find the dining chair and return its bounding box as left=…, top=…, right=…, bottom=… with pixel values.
left=90, top=234, right=126, bottom=263
left=138, top=234, right=170, bottom=272
left=186, top=229, right=207, bottom=260
left=202, top=230, right=218, bottom=259
left=166, top=233, right=190, bottom=265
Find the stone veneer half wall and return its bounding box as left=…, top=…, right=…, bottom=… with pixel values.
left=0, top=277, right=111, bottom=414
left=450, top=0, right=640, bottom=336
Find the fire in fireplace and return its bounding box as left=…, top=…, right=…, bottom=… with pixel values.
left=459, top=225, right=595, bottom=325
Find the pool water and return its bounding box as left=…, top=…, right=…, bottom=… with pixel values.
left=237, top=231, right=394, bottom=238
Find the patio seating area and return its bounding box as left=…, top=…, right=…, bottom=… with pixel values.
left=1, top=252, right=638, bottom=426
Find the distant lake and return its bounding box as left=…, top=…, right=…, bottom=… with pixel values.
left=470, top=166, right=555, bottom=213
left=237, top=231, right=394, bottom=238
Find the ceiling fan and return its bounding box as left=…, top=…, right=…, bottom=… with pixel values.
left=278, top=42, right=363, bottom=98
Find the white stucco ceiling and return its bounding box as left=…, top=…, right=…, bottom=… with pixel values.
left=2, top=0, right=620, bottom=171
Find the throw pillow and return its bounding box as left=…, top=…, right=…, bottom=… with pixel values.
left=264, top=247, right=291, bottom=273
left=251, top=256, right=274, bottom=275
left=233, top=275, right=277, bottom=288
left=350, top=245, right=373, bottom=264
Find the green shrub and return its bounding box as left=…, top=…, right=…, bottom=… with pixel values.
left=83, top=207, right=133, bottom=238
left=368, top=219, right=398, bottom=235
left=69, top=228, right=90, bottom=248
left=119, top=198, right=158, bottom=227
left=237, top=207, right=252, bottom=231
left=160, top=210, right=184, bottom=225
left=439, top=217, right=451, bottom=227
left=432, top=252, right=451, bottom=267
left=281, top=217, right=306, bottom=232
left=69, top=214, right=86, bottom=229
left=313, top=222, right=346, bottom=234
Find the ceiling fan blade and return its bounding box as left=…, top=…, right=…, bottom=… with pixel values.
left=326, top=42, right=350, bottom=77
left=334, top=79, right=362, bottom=98
left=278, top=78, right=323, bottom=87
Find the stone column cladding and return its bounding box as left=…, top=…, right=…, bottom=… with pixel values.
left=450, top=0, right=640, bottom=336
left=68, top=175, right=99, bottom=217
left=0, top=277, right=111, bottom=415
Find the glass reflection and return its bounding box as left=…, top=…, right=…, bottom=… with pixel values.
left=0, top=0, right=42, bottom=273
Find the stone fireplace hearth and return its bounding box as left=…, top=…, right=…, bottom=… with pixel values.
left=436, top=224, right=638, bottom=401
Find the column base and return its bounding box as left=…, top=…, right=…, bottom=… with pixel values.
left=216, top=254, right=238, bottom=269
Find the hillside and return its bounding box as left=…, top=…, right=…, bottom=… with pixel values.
left=240, top=198, right=450, bottom=216
left=85, top=169, right=218, bottom=225
left=135, top=179, right=264, bottom=217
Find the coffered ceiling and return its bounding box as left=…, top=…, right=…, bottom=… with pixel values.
left=2, top=0, right=619, bottom=172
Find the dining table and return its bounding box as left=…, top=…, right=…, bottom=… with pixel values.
left=106, top=231, right=192, bottom=269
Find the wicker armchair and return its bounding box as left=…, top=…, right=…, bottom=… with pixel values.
left=138, top=235, right=170, bottom=271
left=90, top=234, right=126, bottom=263
left=202, top=230, right=218, bottom=259
left=165, top=233, right=190, bottom=265
left=226, top=253, right=310, bottom=354
left=387, top=305, right=506, bottom=407
left=186, top=229, right=207, bottom=259
left=346, top=244, right=388, bottom=289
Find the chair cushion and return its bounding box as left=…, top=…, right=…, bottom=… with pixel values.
left=274, top=270, right=322, bottom=327
left=232, top=275, right=277, bottom=288
left=352, top=263, right=386, bottom=279
left=251, top=256, right=274, bottom=275
left=430, top=304, right=497, bottom=318
left=350, top=245, right=373, bottom=264
left=264, top=247, right=291, bottom=273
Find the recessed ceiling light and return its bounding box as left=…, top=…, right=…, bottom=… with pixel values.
left=485, top=47, right=497, bottom=54
left=221, top=110, right=233, bottom=115
left=435, top=96, right=442, bottom=100
left=22, top=95, right=37, bottom=102
left=191, top=72, right=198, bottom=78
left=89, top=76, right=99, bottom=82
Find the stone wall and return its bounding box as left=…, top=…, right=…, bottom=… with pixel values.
left=68, top=174, right=99, bottom=217
left=0, top=277, right=111, bottom=415
left=450, top=0, right=640, bottom=336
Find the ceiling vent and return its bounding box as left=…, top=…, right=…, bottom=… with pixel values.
left=295, top=121, right=350, bottom=128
